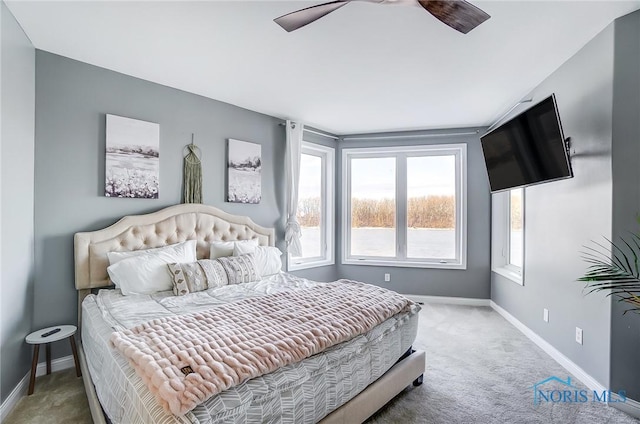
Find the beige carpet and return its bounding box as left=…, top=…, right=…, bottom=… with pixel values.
left=4, top=304, right=639, bottom=423
left=4, top=367, right=90, bottom=423
left=368, top=304, right=639, bottom=424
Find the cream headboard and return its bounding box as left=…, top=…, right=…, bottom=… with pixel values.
left=74, top=203, right=275, bottom=291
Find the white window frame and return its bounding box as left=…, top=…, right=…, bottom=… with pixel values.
left=491, top=188, right=525, bottom=285
left=288, top=142, right=335, bottom=271
left=341, top=144, right=467, bottom=269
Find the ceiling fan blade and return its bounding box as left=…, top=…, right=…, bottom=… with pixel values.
left=418, top=0, right=490, bottom=34
left=274, top=1, right=350, bottom=32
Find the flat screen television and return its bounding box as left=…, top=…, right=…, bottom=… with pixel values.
left=480, top=94, right=573, bottom=193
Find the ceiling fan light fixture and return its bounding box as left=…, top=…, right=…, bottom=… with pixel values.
left=418, top=0, right=490, bottom=34
left=274, top=1, right=350, bottom=32
left=274, top=0, right=490, bottom=34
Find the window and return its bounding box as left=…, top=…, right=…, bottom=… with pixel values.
left=509, top=189, right=523, bottom=268
left=491, top=188, right=524, bottom=284
left=350, top=157, right=396, bottom=257
left=289, top=142, right=335, bottom=270
left=342, top=144, right=467, bottom=269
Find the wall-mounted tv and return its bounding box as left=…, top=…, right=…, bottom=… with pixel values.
left=480, top=94, right=573, bottom=193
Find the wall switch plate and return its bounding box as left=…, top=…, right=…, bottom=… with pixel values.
left=575, top=327, right=583, bottom=345
left=384, top=273, right=390, bottom=282
left=543, top=308, right=549, bottom=322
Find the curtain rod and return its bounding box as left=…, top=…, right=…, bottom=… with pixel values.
left=278, top=122, right=339, bottom=140
left=305, top=128, right=339, bottom=140
left=484, top=98, right=533, bottom=134
left=341, top=130, right=479, bottom=141
left=279, top=122, right=480, bottom=141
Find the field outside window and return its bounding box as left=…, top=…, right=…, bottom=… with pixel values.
left=350, top=157, right=396, bottom=257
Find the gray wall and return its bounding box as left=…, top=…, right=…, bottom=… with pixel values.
left=610, top=10, right=640, bottom=401
left=335, top=130, right=492, bottom=298
left=491, top=24, right=615, bottom=387
left=1, top=1, right=35, bottom=403
left=33, top=51, right=331, bottom=359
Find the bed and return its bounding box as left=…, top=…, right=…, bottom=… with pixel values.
left=74, top=203, right=425, bottom=423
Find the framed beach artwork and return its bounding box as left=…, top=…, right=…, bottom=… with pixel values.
left=227, top=139, right=261, bottom=204
left=105, top=114, right=160, bottom=199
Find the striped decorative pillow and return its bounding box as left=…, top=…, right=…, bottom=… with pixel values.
left=216, top=253, right=261, bottom=285
left=167, top=259, right=228, bottom=296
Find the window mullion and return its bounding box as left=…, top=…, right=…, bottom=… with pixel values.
left=505, top=193, right=511, bottom=265
left=319, top=153, right=326, bottom=257
left=397, top=154, right=407, bottom=260
left=345, top=154, right=352, bottom=260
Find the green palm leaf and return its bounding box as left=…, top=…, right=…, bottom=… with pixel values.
left=579, top=234, right=640, bottom=315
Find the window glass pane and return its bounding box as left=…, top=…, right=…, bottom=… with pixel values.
left=509, top=188, right=523, bottom=267
left=407, top=155, right=456, bottom=259
left=350, top=157, right=396, bottom=257
left=295, top=153, right=322, bottom=258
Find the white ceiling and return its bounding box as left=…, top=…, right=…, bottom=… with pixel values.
left=6, top=0, right=640, bottom=135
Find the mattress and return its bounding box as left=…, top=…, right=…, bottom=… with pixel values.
left=81, top=272, right=420, bottom=423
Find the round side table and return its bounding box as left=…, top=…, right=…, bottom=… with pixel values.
left=25, top=325, right=81, bottom=395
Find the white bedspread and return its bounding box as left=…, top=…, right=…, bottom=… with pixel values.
left=84, top=272, right=421, bottom=423
left=111, top=279, right=414, bottom=416
left=96, top=272, right=319, bottom=330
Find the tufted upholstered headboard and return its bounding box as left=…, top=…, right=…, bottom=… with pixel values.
left=74, top=204, right=275, bottom=311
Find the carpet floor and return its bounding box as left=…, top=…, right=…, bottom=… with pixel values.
left=4, top=303, right=638, bottom=423
left=4, top=365, right=91, bottom=424
left=368, top=304, right=638, bottom=424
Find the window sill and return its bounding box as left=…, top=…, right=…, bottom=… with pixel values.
left=493, top=266, right=523, bottom=285
left=342, top=258, right=466, bottom=270
left=288, top=258, right=334, bottom=271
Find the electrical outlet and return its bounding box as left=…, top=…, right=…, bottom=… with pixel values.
left=575, top=327, right=583, bottom=345
left=543, top=308, right=549, bottom=322
left=384, top=273, right=391, bottom=282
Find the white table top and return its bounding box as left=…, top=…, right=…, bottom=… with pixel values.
left=25, top=325, right=76, bottom=344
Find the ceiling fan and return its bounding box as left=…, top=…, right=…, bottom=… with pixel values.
left=274, top=0, right=490, bottom=34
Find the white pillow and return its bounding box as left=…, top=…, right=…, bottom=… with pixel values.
left=106, top=240, right=197, bottom=295
left=107, top=240, right=197, bottom=265
left=233, top=244, right=283, bottom=276
left=210, top=239, right=259, bottom=259
left=107, top=254, right=171, bottom=295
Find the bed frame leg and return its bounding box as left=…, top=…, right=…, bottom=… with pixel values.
left=413, top=374, right=424, bottom=386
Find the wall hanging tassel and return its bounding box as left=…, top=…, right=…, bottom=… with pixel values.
left=182, top=134, right=202, bottom=204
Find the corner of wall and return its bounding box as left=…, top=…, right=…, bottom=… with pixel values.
left=609, top=8, right=640, bottom=401
left=1, top=0, right=36, bottom=405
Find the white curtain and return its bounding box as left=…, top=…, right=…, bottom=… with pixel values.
left=285, top=120, right=303, bottom=257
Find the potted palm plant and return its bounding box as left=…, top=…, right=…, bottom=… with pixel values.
left=580, top=233, right=640, bottom=314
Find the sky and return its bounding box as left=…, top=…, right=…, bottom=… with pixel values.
left=298, top=154, right=456, bottom=200
left=228, top=139, right=261, bottom=163
left=351, top=155, right=455, bottom=199
left=106, top=114, right=159, bottom=148
left=299, top=153, right=322, bottom=198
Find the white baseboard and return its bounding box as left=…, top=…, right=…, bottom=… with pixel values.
left=35, top=354, right=75, bottom=377
left=406, top=294, right=491, bottom=307
left=0, top=355, right=74, bottom=421
left=611, top=397, right=640, bottom=419
left=489, top=301, right=606, bottom=393
left=0, top=373, right=29, bottom=422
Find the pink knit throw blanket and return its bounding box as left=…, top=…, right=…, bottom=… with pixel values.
left=110, top=280, right=413, bottom=416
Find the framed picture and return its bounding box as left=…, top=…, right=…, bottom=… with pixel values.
left=227, top=139, right=261, bottom=204
left=105, top=114, right=160, bottom=199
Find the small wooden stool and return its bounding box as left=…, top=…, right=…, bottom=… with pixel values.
left=25, top=325, right=81, bottom=395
